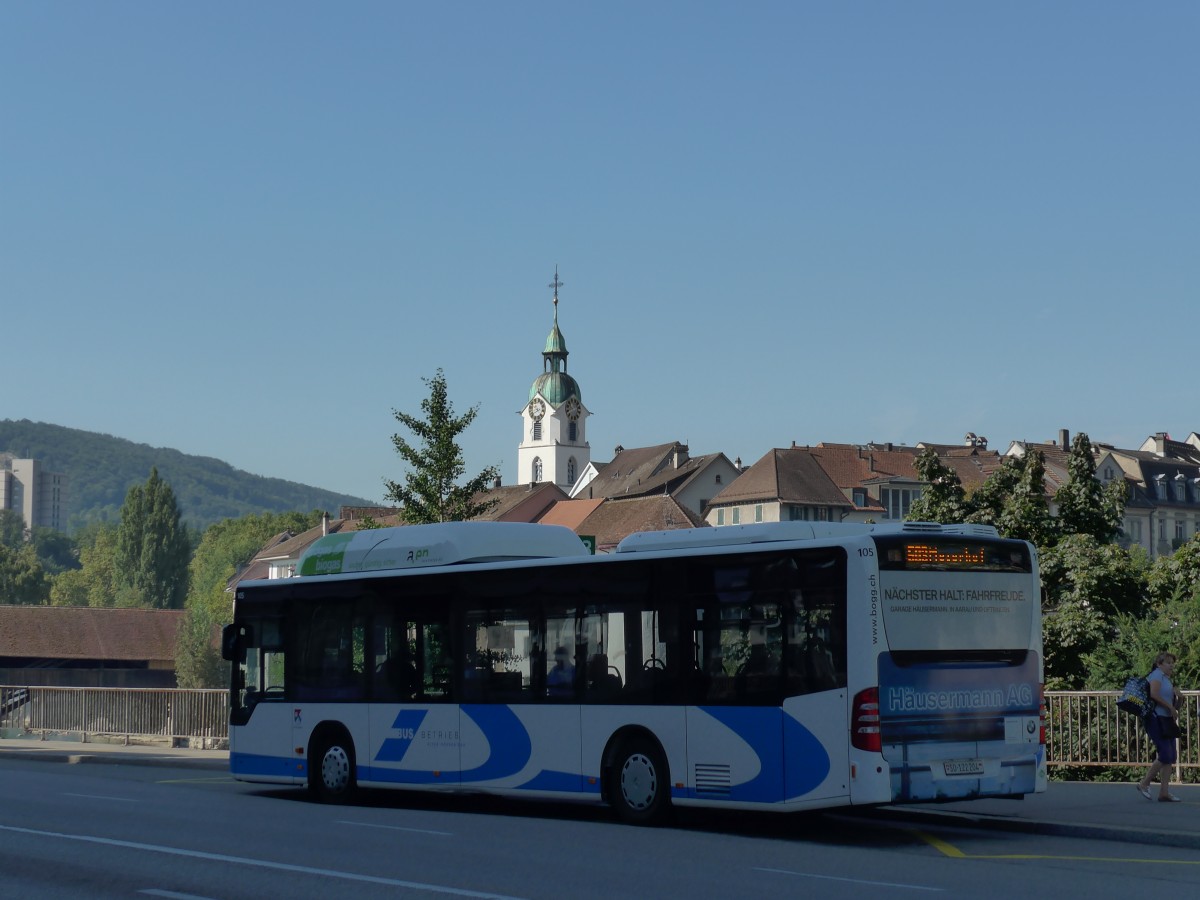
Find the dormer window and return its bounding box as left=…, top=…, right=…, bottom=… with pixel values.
left=1175, top=473, right=1187, bottom=502
left=1154, top=473, right=1167, bottom=500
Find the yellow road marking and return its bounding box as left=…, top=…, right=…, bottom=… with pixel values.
left=911, top=830, right=1200, bottom=865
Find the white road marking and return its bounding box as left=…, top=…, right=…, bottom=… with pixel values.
left=754, top=866, right=944, bottom=892
left=140, top=890, right=217, bottom=899
left=0, top=823, right=525, bottom=899
left=338, top=819, right=453, bottom=836
left=63, top=792, right=137, bottom=802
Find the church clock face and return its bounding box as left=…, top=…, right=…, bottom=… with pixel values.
left=529, top=399, right=545, bottom=421
left=565, top=396, right=581, bottom=421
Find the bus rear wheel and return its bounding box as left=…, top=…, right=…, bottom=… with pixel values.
left=611, top=737, right=669, bottom=825
left=310, top=733, right=356, bottom=803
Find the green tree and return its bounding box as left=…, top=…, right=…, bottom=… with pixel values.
left=114, top=468, right=191, bottom=608
left=31, top=526, right=79, bottom=575
left=1054, top=433, right=1125, bottom=543
left=383, top=369, right=500, bottom=523
left=1039, top=534, right=1149, bottom=688
left=906, top=449, right=968, bottom=524
left=0, top=509, right=28, bottom=547
left=0, top=541, right=50, bottom=604
left=176, top=510, right=327, bottom=688
left=175, top=606, right=227, bottom=689
left=49, top=525, right=121, bottom=607
left=994, top=449, right=1057, bottom=547
left=1147, top=533, right=1200, bottom=607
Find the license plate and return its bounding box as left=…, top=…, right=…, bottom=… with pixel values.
left=943, top=759, right=985, bottom=776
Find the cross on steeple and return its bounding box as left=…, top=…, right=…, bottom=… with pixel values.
left=548, top=266, right=564, bottom=308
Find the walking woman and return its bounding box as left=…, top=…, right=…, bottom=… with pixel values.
left=1137, top=651, right=1182, bottom=802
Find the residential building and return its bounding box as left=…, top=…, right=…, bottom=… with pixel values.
left=1007, top=428, right=1200, bottom=559
left=705, top=447, right=855, bottom=527
left=572, top=441, right=741, bottom=521
left=0, top=457, right=68, bottom=533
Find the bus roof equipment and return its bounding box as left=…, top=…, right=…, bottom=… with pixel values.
left=297, top=521, right=590, bottom=576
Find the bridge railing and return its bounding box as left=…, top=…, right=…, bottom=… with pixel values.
left=1046, top=690, right=1198, bottom=779
left=2, top=685, right=1196, bottom=776
left=0, top=685, right=227, bottom=747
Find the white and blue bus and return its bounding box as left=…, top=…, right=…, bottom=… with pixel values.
left=222, top=520, right=1045, bottom=823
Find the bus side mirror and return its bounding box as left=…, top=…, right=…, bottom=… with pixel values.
left=221, top=624, right=241, bottom=662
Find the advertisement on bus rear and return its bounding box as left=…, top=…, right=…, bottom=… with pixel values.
left=879, top=570, right=1035, bottom=652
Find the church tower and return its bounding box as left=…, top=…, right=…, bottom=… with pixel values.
left=517, top=269, right=591, bottom=488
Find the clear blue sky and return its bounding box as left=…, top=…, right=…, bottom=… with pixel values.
left=4, top=3, right=1197, bottom=504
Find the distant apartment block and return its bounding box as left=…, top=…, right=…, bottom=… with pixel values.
left=0, top=458, right=69, bottom=533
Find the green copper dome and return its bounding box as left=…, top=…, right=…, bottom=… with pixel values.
left=528, top=371, right=581, bottom=405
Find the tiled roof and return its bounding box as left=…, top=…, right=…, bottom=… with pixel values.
left=576, top=495, right=707, bottom=551
left=711, top=448, right=853, bottom=507
left=0, top=606, right=184, bottom=662
left=807, top=445, right=920, bottom=488
left=468, top=482, right=568, bottom=522
left=585, top=442, right=711, bottom=500
left=537, top=498, right=605, bottom=531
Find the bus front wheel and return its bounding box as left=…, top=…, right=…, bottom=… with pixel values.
left=310, top=732, right=357, bottom=803
left=611, top=737, right=669, bottom=825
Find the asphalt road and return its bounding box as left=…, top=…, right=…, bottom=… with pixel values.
left=4, top=757, right=1200, bottom=899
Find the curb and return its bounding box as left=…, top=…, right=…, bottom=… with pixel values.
left=857, top=805, right=1200, bottom=852
left=0, top=747, right=229, bottom=771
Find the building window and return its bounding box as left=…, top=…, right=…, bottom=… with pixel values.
left=853, top=489, right=867, bottom=507
left=1104, top=466, right=1114, bottom=481
left=567, top=458, right=577, bottom=484
left=1175, top=474, right=1187, bottom=502
left=881, top=486, right=921, bottom=520
left=1155, top=474, right=1167, bottom=500
left=717, top=508, right=726, bottom=526
left=1159, top=519, right=1166, bottom=541
left=1126, top=518, right=1142, bottom=542
left=532, top=421, right=542, bottom=441
left=754, top=504, right=763, bottom=523
left=532, top=457, right=543, bottom=483
left=715, top=474, right=722, bottom=485
left=732, top=508, right=741, bottom=525
left=568, top=422, right=577, bottom=442
left=1176, top=519, right=1186, bottom=543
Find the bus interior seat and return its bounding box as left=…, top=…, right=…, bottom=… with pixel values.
left=588, top=653, right=622, bottom=697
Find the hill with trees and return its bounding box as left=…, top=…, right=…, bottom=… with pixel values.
left=0, top=419, right=372, bottom=532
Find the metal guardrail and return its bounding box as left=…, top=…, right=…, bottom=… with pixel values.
left=2, top=686, right=1195, bottom=776
left=1046, top=690, right=1198, bottom=779
left=0, top=685, right=227, bottom=747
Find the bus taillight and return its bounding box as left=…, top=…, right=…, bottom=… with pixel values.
left=851, top=687, right=881, bottom=752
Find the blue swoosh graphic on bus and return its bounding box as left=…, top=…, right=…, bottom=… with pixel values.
left=699, top=707, right=830, bottom=801
left=517, top=769, right=590, bottom=793
left=782, top=714, right=831, bottom=797
left=374, top=709, right=429, bottom=762
left=459, top=704, right=532, bottom=783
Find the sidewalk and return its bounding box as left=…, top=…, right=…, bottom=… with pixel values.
left=2, top=734, right=1197, bottom=849
left=0, top=731, right=227, bottom=770
left=871, top=781, right=1200, bottom=850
